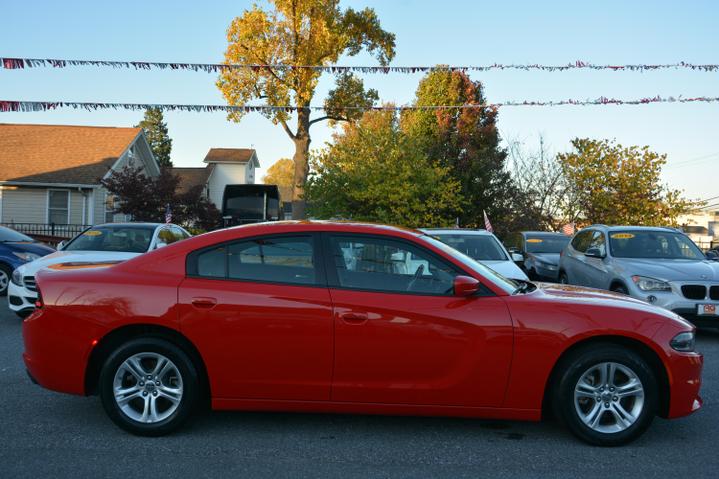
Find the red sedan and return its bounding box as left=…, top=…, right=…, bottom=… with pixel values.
left=22, top=222, right=702, bottom=445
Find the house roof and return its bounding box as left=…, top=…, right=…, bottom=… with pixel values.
left=203, top=148, right=258, bottom=166
left=170, top=166, right=214, bottom=194
left=0, top=123, right=142, bottom=185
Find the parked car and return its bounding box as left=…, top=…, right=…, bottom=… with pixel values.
left=8, top=223, right=190, bottom=318
left=558, top=225, right=719, bottom=327
left=681, top=225, right=713, bottom=252
left=24, top=221, right=702, bottom=445
left=515, top=231, right=570, bottom=281
left=0, top=226, right=55, bottom=296
left=421, top=228, right=528, bottom=280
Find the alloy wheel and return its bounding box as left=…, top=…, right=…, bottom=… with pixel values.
left=0, top=269, right=9, bottom=293
left=574, top=361, right=644, bottom=434
left=112, top=352, right=184, bottom=423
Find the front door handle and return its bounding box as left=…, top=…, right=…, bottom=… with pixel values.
left=339, top=312, right=368, bottom=324
left=191, top=297, right=217, bottom=309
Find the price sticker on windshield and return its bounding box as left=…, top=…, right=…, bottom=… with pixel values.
left=83, top=230, right=103, bottom=236
left=698, top=304, right=717, bottom=316
left=611, top=233, right=635, bottom=239
left=527, top=238, right=543, bottom=243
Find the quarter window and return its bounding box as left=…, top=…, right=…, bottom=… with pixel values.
left=48, top=190, right=69, bottom=224
left=328, top=235, right=458, bottom=295
left=571, top=230, right=594, bottom=253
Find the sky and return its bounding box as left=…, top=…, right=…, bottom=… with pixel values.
left=1, top=0, right=717, bottom=201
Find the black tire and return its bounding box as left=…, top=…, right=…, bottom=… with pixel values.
left=611, top=284, right=629, bottom=295
left=0, top=263, right=12, bottom=296
left=552, top=344, right=657, bottom=446
left=559, top=271, right=569, bottom=284
left=527, top=268, right=538, bottom=281
left=15, top=310, right=33, bottom=319
left=99, top=337, right=199, bottom=436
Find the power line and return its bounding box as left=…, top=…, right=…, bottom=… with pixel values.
left=665, top=152, right=719, bottom=170
left=3, top=57, right=719, bottom=74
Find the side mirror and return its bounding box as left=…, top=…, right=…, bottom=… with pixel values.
left=453, top=275, right=481, bottom=297
left=56, top=240, right=66, bottom=250
left=507, top=247, right=520, bottom=254
left=155, top=241, right=167, bottom=249
left=511, top=253, right=524, bottom=263
left=585, top=247, right=605, bottom=258
left=706, top=250, right=719, bottom=261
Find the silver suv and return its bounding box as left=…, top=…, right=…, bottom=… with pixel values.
left=558, top=225, right=719, bottom=326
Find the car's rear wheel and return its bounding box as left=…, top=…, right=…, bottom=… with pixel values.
left=0, top=263, right=11, bottom=296
left=553, top=344, right=657, bottom=446
left=99, top=337, right=199, bottom=436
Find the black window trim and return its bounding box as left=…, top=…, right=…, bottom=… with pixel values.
left=186, top=232, right=328, bottom=288
left=320, top=232, right=494, bottom=297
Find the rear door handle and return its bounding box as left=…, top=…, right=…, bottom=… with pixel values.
left=191, top=297, right=217, bottom=309
left=339, top=312, right=368, bottom=324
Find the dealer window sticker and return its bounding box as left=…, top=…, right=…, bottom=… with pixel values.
left=611, top=233, right=635, bottom=239
left=526, top=238, right=543, bottom=243
left=83, top=230, right=103, bottom=237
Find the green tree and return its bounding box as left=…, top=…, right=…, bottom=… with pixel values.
left=401, top=69, right=517, bottom=235
left=217, top=0, right=395, bottom=219
left=306, top=109, right=461, bottom=227
left=135, top=107, right=173, bottom=167
left=557, top=138, right=692, bottom=226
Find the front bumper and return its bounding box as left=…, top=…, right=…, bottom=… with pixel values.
left=664, top=351, right=703, bottom=418
left=7, top=280, right=37, bottom=313
left=628, top=284, right=719, bottom=327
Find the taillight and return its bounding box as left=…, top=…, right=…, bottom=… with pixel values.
left=34, top=289, right=43, bottom=309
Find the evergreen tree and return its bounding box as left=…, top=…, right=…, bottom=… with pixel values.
left=136, top=107, right=173, bottom=167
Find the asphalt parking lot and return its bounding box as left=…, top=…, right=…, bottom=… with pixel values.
left=1, top=306, right=719, bottom=478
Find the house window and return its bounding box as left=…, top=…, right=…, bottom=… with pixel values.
left=48, top=190, right=69, bottom=225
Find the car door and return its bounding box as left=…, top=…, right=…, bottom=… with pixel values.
left=564, top=230, right=593, bottom=285
left=178, top=233, right=334, bottom=401
left=583, top=231, right=611, bottom=288
left=324, top=233, right=514, bottom=407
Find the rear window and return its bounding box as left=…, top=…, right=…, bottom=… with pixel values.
left=433, top=234, right=508, bottom=261
left=191, top=236, right=317, bottom=285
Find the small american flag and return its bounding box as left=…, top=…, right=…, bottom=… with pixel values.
left=165, top=203, right=172, bottom=224
left=561, top=222, right=576, bottom=236
left=483, top=210, right=494, bottom=233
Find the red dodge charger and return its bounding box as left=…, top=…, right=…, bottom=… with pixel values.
left=22, top=221, right=702, bottom=445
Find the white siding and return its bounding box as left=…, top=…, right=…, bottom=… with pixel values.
left=0, top=187, right=48, bottom=223
left=69, top=190, right=85, bottom=224
left=207, top=163, right=248, bottom=209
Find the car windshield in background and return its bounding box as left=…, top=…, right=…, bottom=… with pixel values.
left=525, top=235, right=570, bottom=253
left=64, top=226, right=154, bottom=253
left=609, top=230, right=705, bottom=260
left=433, top=234, right=508, bottom=261
left=0, top=226, right=34, bottom=243
left=420, top=235, right=518, bottom=294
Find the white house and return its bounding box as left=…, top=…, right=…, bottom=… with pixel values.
left=0, top=123, right=159, bottom=236
left=170, top=148, right=260, bottom=209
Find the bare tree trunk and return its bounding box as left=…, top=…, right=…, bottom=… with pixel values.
left=291, top=109, right=311, bottom=219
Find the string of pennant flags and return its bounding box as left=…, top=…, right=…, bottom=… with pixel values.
left=2, top=57, right=719, bottom=73
left=2, top=96, right=719, bottom=114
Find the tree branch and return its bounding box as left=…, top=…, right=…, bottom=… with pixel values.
left=309, top=115, right=351, bottom=126
left=279, top=118, right=297, bottom=140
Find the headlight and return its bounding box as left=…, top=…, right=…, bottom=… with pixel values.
left=12, top=251, right=41, bottom=262
left=11, top=269, right=23, bottom=286
left=670, top=331, right=695, bottom=352
left=631, top=275, right=671, bottom=292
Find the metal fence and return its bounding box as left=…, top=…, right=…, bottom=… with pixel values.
left=0, top=222, right=90, bottom=242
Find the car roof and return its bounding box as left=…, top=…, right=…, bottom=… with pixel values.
left=521, top=231, right=567, bottom=237
left=420, top=228, right=494, bottom=236
left=92, top=222, right=171, bottom=229
left=585, top=225, right=682, bottom=233
left=219, top=220, right=425, bottom=237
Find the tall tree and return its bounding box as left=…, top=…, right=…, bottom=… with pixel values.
left=306, top=109, right=461, bottom=227
left=558, top=138, right=692, bottom=226
left=217, top=0, right=395, bottom=219
left=135, top=107, right=173, bottom=167
left=401, top=69, right=516, bottom=235
left=263, top=158, right=295, bottom=204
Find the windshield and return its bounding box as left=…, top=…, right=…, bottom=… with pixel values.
left=525, top=235, right=570, bottom=254
left=64, top=226, right=155, bottom=253
left=0, top=226, right=34, bottom=243
left=609, top=230, right=706, bottom=260
left=433, top=233, right=508, bottom=261
left=420, top=235, right=518, bottom=294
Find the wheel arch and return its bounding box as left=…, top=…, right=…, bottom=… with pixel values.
left=541, top=335, right=670, bottom=419
left=609, top=279, right=629, bottom=292
left=84, top=323, right=211, bottom=403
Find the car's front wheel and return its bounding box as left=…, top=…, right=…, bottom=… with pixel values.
left=553, top=344, right=657, bottom=446
left=559, top=271, right=569, bottom=284
left=99, top=337, right=199, bottom=436
left=0, top=263, right=11, bottom=296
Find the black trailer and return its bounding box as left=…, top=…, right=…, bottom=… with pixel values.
left=222, top=184, right=281, bottom=227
